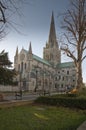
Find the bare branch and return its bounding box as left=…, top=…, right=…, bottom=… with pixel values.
left=82, top=55, right=86, bottom=62
left=0, top=0, right=28, bottom=39
left=83, top=46, right=86, bottom=51
left=0, top=1, right=6, bottom=23
left=61, top=46, right=77, bottom=62
left=63, top=16, right=78, bottom=42
left=61, top=0, right=86, bottom=88
left=0, top=1, right=6, bottom=9
left=64, top=33, right=77, bottom=46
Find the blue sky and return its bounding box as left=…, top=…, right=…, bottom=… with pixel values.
left=0, top=0, right=86, bottom=82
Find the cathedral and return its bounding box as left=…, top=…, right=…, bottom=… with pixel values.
left=14, top=12, right=77, bottom=92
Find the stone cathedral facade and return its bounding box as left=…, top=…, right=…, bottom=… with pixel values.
left=14, top=12, right=77, bottom=92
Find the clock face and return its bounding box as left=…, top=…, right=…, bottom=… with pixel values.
left=20, top=54, right=25, bottom=61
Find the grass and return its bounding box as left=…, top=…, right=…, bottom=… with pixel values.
left=0, top=104, right=86, bottom=130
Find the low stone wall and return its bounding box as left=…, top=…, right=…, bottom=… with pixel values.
left=0, top=93, right=4, bottom=101
left=0, top=85, right=19, bottom=92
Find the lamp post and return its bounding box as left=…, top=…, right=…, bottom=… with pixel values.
left=19, top=71, right=22, bottom=91
left=47, top=70, right=52, bottom=95
left=34, top=66, right=40, bottom=92
left=49, top=72, right=54, bottom=93
left=34, top=70, right=38, bottom=92
left=42, top=71, right=45, bottom=94
left=48, top=73, right=51, bottom=95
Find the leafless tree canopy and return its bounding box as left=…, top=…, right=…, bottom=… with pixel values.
left=0, top=0, right=27, bottom=39
left=61, top=0, right=86, bottom=88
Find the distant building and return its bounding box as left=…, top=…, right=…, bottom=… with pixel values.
left=14, top=12, right=77, bottom=92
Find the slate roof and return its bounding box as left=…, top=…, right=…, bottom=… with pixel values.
left=56, top=62, right=75, bottom=69
left=33, top=54, right=51, bottom=66
left=19, top=48, right=74, bottom=69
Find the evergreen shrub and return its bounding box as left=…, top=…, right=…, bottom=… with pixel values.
left=35, top=95, right=86, bottom=110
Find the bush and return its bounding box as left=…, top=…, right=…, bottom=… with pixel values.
left=35, top=95, right=86, bottom=110
left=78, top=87, right=86, bottom=97
left=64, top=93, right=78, bottom=97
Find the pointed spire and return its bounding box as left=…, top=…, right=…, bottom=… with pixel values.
left=29, top=41, right=32, bottom=54
left=16, top=46, right=18, bottom=56
left=48, top=11, right=57, bottom=47
left=51, top=11, right=54, bottom=25
left=28, top=42, right=32, bottom=61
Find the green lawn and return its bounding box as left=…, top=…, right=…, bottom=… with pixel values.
left=0, top=105, right=86, bottom=130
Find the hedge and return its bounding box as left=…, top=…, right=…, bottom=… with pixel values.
left=35, top=96, right=86, bottom=110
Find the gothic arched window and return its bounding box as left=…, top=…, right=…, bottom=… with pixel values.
left=18, top=64, right=20, bottom=72
left=25, top=63, right=26, bottom=70
left=55, top=77, right=57, bottom=81
left=21, top=62, right=23, bottom=72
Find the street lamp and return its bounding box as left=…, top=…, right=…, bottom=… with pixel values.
left=34, top=70, right=38, bottom=92
left=19, top=71, right=22, bottom=91
left=34, top=66, right=40, bottom=92
left=42, top=71, right=45, bottom=94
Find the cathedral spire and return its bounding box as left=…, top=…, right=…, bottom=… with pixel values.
left=48, top=11, right=57, bottom=47
left=15, top=46, right=18, bottom=56
left=29, top=41, right=32, bottom=54
left=43, top=12, right=61, bottom=65
left=28, top=42, right=32, bottom=61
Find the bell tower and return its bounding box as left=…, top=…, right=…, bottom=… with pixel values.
left=43, top=12, right=61, bottom=66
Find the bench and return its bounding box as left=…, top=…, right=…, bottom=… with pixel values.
left=44, top=90, right=50, bottom=96
left=38, top=90, right=50, bottom=96
left=15, top=91, right=22, bottom=100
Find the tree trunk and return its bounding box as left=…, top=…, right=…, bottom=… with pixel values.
left=76, top=62, right=83, bottom=89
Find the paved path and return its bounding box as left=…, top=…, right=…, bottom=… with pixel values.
left=4, top=93, right=39, bottom=101
left=77, top=121, right=86, bottom=130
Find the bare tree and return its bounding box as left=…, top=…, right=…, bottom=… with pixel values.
left=0, top=0, right=28, bottom=86
left=61, top=0, right=86, bottom=89
left=0, top=0, right=28, bottom=40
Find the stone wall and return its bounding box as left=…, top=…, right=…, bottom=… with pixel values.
left=0, top=85, right=19, bottom=92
